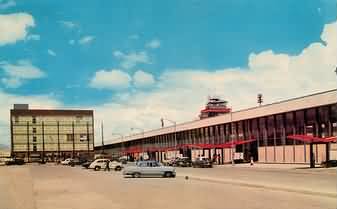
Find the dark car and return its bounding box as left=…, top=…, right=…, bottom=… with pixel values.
left=174, top=157, right=192, bottom=167
left=192, top=157, right=213, bottom=168
left=81, top=160, right=93, bottom=168
left=69, top=158, right=89, bottom=167
left=5, top=157, right=25, bottom=165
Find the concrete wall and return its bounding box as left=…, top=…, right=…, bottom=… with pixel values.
left=258, top=144, right=328, bottom=164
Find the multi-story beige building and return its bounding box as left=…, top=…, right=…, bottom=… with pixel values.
left=10, top=105, right=94, bottom=162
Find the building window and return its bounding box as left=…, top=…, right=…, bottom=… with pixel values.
left=33, top=145, right=37, bottom=152
left=32, top=116, right=36, bottom=124
left=33, top=136, right=37, bottom=142
left=67, top=134, right=74, bottom=142
left=76, top=116, right=83, bottom=123
left=32, top=128, right=36, bottom=134
left=79, top=134, right=87, bottom=142
left=14, top=116, right=19, bottom=123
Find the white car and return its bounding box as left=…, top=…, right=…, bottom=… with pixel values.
left=61, top=158, right=73, bottom=165
left=88, top=159, right=123, bottom=171
left=123, top=160, right=176, bottom=178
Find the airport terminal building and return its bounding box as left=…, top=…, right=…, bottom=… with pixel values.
left=97, top=89, right=337, bottom=164
left=10, top=105, right=95, bottom=162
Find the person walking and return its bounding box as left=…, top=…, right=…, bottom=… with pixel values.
left=104, top=160, right=110, bottom=171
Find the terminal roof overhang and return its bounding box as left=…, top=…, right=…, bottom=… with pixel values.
left=99, top=89, right=337, bottom=146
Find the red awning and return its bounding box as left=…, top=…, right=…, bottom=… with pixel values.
left=287, top=135, right=337, bottom=143
left=121, top=138, right=258, bottom=153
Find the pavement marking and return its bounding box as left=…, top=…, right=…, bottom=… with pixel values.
left=178, top=173, right=337, bottom=198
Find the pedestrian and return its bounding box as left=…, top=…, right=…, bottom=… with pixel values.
left=217, top=154, right=221, bottom=164
left=250, top=156, right=254, bottom=166
left=104, top=160, right=110, bottom=171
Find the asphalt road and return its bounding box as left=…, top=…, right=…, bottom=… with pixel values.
left=0, top=164, right=336, bottom=209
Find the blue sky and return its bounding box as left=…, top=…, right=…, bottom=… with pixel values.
left=0, top=0, right=336, bottom=145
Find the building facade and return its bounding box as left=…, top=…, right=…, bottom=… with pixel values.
left=10, top=106, right=94, bottom=162
left=97, top=89, right=337, bottom=164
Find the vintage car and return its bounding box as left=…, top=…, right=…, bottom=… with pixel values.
left=192, top=157, right=213, bottom=168
left=88, top=159, right=123, bottom=171
left=123, top=160, right=176, bottom=178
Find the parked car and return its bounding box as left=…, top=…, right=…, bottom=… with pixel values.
left=81, top=160, right=94, bottom=169
left=5, top=157, right=25, bottom=165
left=174, top=157, right=192, bottom=167
left=192, top=157, right=213, bottom=168
left=162, top=157, right=179, bottom=166
left=123, top=160, right=176, bottom=178
left=61, top=158, right=74, bottom=165
left=88, top=159, right=123, bottom=171
left=69, top=158, right=88, bottom=166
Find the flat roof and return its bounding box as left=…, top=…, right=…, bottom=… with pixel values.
left=101, top=89, right=337, bottom=146
left=10, top=109, right=94, bottom=116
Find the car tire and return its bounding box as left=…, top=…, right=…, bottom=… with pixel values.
left=115, top=166, right=122, bottom=171
left=133, top=172, right=141, bottom=178
left=164, top=172, right=173, bottom=178
left=94, top=166, right=101, bottom=171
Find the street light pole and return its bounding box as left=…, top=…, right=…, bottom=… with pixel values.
left=161, top=118, right=177, bottom=158
left=101, top=121, right=104, bottom=154
left=112, top=133, right=124, bottom=158
left=130, top=127, right=145, bottom=159
left=230, top=107, right=235, bottom=166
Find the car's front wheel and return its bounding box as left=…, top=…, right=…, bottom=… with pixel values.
left=94, top=166, right=101, bottom=171
left=114, top=166, right=122, bottom=171
left=163, top=171, right=173, bottom=178
left=133, top=172, right=141, bottom=178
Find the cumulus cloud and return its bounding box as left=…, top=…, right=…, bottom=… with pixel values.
left=0, top=0, right=16, bottom=10
left=89, top=69, right=131, bottom=90
left=47, top=49, right=56, bottom=56
left=0, top=60, right=46, bottom=88
left=79, top=35, right=95, bottom=45
left=113, top=50, right=151, bottom=69
left=92, top=21, right=337, bottom=143
left=146, top=39, right=161, bottom=49
left=0, top=13, right=35, bottom=46
left=133, top=70, right=155, bottom=87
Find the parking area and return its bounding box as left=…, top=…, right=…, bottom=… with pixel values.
left=0, top=163, right=336, bottom=209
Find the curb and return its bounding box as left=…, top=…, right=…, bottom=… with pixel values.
left=178, top=174, right=337, bottom=198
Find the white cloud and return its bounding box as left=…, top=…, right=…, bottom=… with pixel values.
left=58, top=21, right=77, bottom=29
left=0, top=60, right=46, bottom=88
left=0, top=0, right=16, bottom=10
left=0, top=90, right=61, bottom=145
left=133, top=70, right=155, bottom=87
left=146, top=39, right=161, bottom=49
left=89, top=69, right=131, bottom=90
left=26, top=34, right=40, bottom=41
left=0, top=13, right=35, bottom=46
left=69, top=39, right=75, bottom=45
left=92, top=21, right=337, bottom=143
left=47, top=49, right=56, bottom=56
left=79, top=35, right=95, bottom=45
left=113, top=50, right=151, bottom=69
